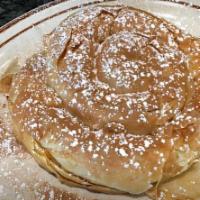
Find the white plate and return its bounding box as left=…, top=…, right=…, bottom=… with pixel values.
left=1, top=0, right=200, bottom=68
left=0, top=0, right=200, bottom=199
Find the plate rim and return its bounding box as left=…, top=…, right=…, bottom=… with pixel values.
left=0, top=0, right=200, bottom=49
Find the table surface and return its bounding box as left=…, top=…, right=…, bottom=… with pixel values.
left=0, top=0, right=53, bottom=27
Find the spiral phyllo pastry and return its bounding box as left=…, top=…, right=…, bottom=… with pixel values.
left=9, top=6, right=200, bottom=195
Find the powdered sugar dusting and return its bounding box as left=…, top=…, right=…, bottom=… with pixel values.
left=8, top=5, right=200, bottom=195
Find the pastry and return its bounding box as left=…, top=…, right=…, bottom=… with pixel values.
left=148, top=161, right=200, bottom=200
left=0, top=92, right=90, bottom=200
left=7, top=5, right=200, bottom=197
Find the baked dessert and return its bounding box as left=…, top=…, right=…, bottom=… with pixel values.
left=4, top=5, right=200, bottom=199
left=0, top=93, right=90, bottom=200
left=148, top=162, right=200, bottom=200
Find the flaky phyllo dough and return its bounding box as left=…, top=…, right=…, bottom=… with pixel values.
left=3, top=5, right=200, bottom=200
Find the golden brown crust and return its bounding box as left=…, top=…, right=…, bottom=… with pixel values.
left=0, top=93, right=92, bottom=200
left=8, top=5, right=200, bottom=196
left=0, top=75, right=13, bottom=93
left=8, top=54, right=123, bottom=194
left=147, top=62, right=200, bottom=200
left=147, top=162, right=200, bottom=200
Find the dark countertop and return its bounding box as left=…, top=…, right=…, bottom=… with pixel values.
left=0, top=0, right=53, bottom=27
